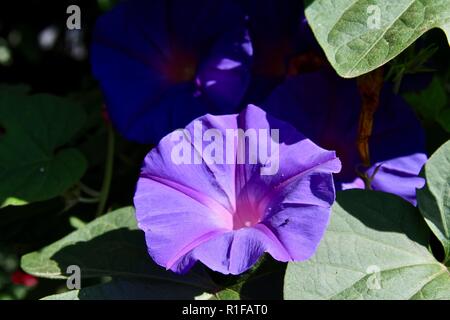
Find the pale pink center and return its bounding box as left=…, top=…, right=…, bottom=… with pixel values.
left=232, top=194, right=264, bottom=230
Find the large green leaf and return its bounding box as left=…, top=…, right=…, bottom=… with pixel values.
left=21, top=207, right=217, bottom=298
left=417, top=140, right=450, bottom=264
left=0, top=90, right=87, bottom=207
left=305, top=0, right=450, bottom=78
left=284, top=190, right=450, bottom=299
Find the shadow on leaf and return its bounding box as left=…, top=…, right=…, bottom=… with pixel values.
left=49, top=228, right=216, bottom=299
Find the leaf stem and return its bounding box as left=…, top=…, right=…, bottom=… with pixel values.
left=79, top=182, right=100, bottom=197
left=96, top=124, right=115, bottom=216
left=79, top=197, right=99, bottom=204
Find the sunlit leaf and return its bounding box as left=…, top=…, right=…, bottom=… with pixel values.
left=284, top=190, right=450, bottom=299
left=305, top=0, right=450, bottom=77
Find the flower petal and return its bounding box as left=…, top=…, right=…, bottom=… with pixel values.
left=196, top=28, right=252, bottom=112
left=135, top=178, right=231, bottom=273
left=368, top=154, right=427, bottom=205
left=233, top=105, right=341, bottom=210
left=262, top=204, right=331, bottom=261
left=191, top=226, right=290, bottom=274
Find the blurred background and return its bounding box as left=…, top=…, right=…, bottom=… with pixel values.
left=0, top=0, right=149, bottom=299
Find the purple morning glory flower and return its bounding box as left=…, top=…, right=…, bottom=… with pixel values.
left=91, top=0, right=252, bottom=144
left=262, top=69, right=427, bottom=204
left=134, top=105, right=341, bottom=275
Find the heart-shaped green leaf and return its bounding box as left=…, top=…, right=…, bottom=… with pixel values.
left=417, top=140, right=450, bottom=264
left=284, top=190, right=450, bottom=299
left=305, top=0, right=450, bottom=78
left=21, top=207, right=217, bottom=297
left=0, top=90, right=87, bottom=207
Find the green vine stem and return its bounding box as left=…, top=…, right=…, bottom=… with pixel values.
left=96, top=124, right=115, bottom=217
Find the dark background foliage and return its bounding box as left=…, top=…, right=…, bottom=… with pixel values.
left=0, top=0, right=147, bottom=299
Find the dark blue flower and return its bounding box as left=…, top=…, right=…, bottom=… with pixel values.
left=242, top=0, right=323, bottom=104
left=91, top=0, right=252, bottom=144
left=263, top=69, right=427, bottom=204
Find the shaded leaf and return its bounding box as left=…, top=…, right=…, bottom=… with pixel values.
left=42, top=279, right=206, bottom=300
left=417, top=140, right=450, bottom=264
left=404, top=77, right=447, bottom=120
left=0, top=197, right=66, bottom=243
left=0, top=90, right=87, bottom=207
left=21, top=207, right=217, bottom=293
